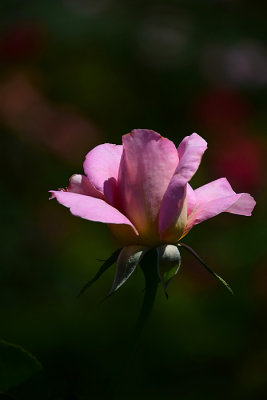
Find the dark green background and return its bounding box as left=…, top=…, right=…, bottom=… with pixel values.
left=0, top=1, right=266, bottom=399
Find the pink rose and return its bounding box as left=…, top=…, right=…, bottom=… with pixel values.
left=51, top=129, right=255, bottom=243
left=50, top=130, right=256, bottom=293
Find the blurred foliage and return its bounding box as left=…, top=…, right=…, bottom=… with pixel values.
left=0, top=0, right=266, bottom=399
left=0, top=341, right=42, bottom=392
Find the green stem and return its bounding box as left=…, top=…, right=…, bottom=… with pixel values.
left=134, top=250, right=159, bottom=338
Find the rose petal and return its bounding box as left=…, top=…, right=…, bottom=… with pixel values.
left=50, top=190, right=138, bottom=234
left=186, top=183, right=196, bottom=217
left=83, top=143, right=123, bottom=204
left=159, top=133, right=207, bottom=239
left=66, top=174, right=104, bottom=198
left=118, top=129, right=179, bottom=244
left=108, top=223, right=143, bottom=246
left=185, top=177, right=256, bottom=230
left=226, top=193, right=257, bottom=215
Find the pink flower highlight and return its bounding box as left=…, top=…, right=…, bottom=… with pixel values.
left=50, top=129, right=256, bottom=246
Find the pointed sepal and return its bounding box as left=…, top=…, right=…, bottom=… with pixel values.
left=157, top=244, right=181, bottom=297
left=77, top=248, right=121, bottom=297
left=110, top=245, right=149, bottom=294
left=178, top=242, right=234, bottom=295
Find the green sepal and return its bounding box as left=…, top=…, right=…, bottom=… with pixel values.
left=157, top=245, right=181, bottom=298
left=178, top=242, right=234, bottom=295
left=77, top=248, right=121, bottom=297
left=109, top=245, right=148, bottom=295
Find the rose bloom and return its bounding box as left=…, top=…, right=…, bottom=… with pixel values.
left=50, top=130, right=256, bottom=292
left=51, top=129, right=255, bottom=243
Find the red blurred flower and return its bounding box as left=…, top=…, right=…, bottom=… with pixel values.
left=194, top=87, right=265, bottom=192
left=0, top=73, right=102, bottom=164
left=195, top=87, right=251, bottom=134
left=0, top=23, right=46, bottom=62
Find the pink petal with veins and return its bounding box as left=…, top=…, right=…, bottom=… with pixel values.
left=83, top=143, right=123, bottom=204
left=185, top=177, right=256, bottom=231
left=50, top=190, right=138, bottom=235
left=118, top=129, right=178, bottom=244
left=159, top=133, right=207, bottom=240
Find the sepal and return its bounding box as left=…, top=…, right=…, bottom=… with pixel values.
left=178, top=242, right=234, bottom=295
left=157, top=245, right=181, bottom=297
left=109, top=245, right=149, bottom=294
left=77, top=248, right=121, bottom=297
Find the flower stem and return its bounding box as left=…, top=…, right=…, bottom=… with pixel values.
left=134, top=249, right=159, bottom=339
